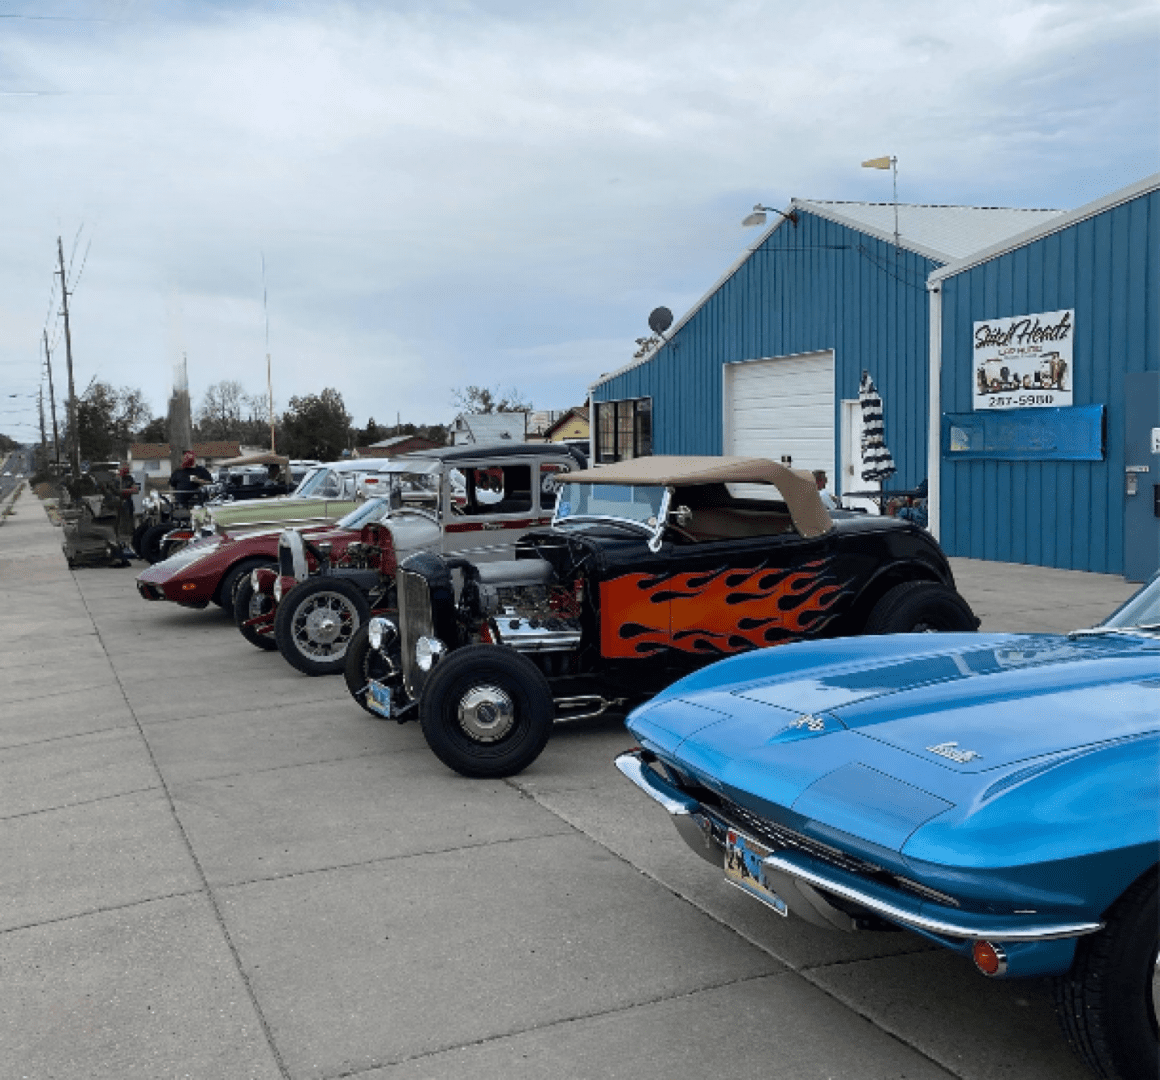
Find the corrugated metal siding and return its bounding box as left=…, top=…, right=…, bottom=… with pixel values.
left=939, top=188, right=1160, bottom=574
left=595, top=212, right=938, bottom=492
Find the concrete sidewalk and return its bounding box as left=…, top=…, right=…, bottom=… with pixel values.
left=0, top=499, right=1134, bottom=1080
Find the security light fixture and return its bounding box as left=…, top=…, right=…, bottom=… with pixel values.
left=742, top=204, right=798, bottom=228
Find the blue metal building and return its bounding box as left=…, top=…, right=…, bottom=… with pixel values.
left=591, top=199, right=1061, bottom=500
left=929, top=174, right=1160, bottom=579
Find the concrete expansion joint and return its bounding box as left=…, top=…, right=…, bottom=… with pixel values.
left=171, top=744, right=425, bottom=786
left=0, top=783, right=162, bottom=824
left=0, top=721, right=130, bottom=751
left=129, top=691, right=343, bottom=728
left=509, top=784, right=961, bottom=1079
left=72, top=585, right=295, bottom=1080
left=218, top=826, right=578, bottom=892
left=321, top=970, right=782, bottom=1078
left=0, top=886, right=206, bottom=940
left=796, top=964, right=963, bottom=1079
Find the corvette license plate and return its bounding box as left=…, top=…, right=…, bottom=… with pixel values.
left=724, top=827, right=788, bottom=916
left=367, top=680, right=392, bottom=718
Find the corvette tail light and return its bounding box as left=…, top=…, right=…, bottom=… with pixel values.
left=972, top=940, right=1007, bottom=977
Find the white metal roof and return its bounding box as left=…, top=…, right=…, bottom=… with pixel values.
left=591, top=198, right=1064, bottom=392
left=794, top=200, right=1065, bottom=262
left=929, top=172, right=1160, bottom=283
left=453, top=412, right=526, bottom=443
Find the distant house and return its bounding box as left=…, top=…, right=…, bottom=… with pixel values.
left=353, top=434, right=443, bottom=458
left=450, top=412, right=528, bottom=445
left=128, top=441, right=241, bottom=480
left=538, top=406, right=589, bottom=445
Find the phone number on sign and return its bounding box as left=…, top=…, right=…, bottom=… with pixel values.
left=984, top=393, right=1058, bottom=408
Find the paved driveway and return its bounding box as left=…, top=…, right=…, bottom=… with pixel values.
left=0, top=501, right=1138, bottom=1079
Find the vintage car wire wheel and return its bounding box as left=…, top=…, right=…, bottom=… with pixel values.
left=864, top=581, right=977, bottom=634
left=1054, top=869, right=1158, bottom=1080
left=231, top=563, right=280, bottom=649
left=343, top=622, right=403, bottom=716
left=139, top=522, right=172, bottom=565
left=273, top=576, right=371, bottom=676
left=419, top=645, right=553, bottom=779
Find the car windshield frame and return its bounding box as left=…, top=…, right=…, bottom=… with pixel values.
left=552, top=481, right=671, bottom=548
left=335, top=497, right=391, bottom=530
left=292, top=468, right=327, bottom=497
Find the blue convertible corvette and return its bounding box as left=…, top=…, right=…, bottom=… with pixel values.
left=617, top=573, right=1160, bottom=1080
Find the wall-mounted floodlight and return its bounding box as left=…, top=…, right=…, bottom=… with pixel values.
left=742, top=204, right=798, bottom=228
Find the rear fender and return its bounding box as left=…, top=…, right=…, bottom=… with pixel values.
left=839, top=561, right=946, bottom=635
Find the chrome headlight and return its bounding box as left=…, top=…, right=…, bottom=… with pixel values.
left=415, top=635, right=446, bottom=672
left=273, top=576, right=283, bottom=602
left=368, top=616, right=398, bottom=652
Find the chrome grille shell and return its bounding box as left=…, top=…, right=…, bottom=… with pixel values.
left=397, top=567, right=435, bottom=698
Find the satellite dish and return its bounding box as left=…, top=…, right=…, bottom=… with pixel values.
left=648, top=306, right=673, bottom=336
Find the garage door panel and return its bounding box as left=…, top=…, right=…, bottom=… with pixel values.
left=725, top=352, right=834, bottom=477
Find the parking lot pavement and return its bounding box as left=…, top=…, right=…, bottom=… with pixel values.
left=2, top=502, right=1131, bottom=1079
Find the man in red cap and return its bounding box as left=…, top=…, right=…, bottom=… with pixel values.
left=169, top=450, right=213, bottom=507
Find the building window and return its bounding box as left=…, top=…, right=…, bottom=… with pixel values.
left=596, top=398, right=652, bottom=463
left=143, top=459, right=162, bottom=472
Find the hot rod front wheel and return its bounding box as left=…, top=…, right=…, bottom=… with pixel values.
left=343, top=623, right=403, bottom=716
left=273, top=577, right=371, bottom=676
left=418, top=645, right=553, bottom=778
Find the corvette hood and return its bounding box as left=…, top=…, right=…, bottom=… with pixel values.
left=630, top=633, right=1160, bottom=783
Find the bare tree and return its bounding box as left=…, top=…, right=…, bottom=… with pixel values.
left=196, top=380, right=247, bottom=441
left=450, top=385, right=531, bottom=414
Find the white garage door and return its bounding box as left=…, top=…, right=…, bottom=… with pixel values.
left=724, top=351, right=835, bottom=478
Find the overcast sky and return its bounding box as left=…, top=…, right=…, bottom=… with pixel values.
left=1, top=0, right=1157, bottom=439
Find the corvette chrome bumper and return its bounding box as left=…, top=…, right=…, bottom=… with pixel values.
left=615, top=750, right=1104, bottom=944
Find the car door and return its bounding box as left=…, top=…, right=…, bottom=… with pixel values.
left=660, top=530, right=841, bottom=657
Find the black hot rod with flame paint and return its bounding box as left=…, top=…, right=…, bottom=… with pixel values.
left=343, top=456, right=977, bottom=779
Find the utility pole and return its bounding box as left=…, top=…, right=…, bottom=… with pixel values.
left=44, top=330, right=61, bottom=466
left=38, top=385, right=48, bottom=465
left=56, top=236, right=81, bottom=477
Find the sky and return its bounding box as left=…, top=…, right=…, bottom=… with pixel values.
left=1, top=0, right=1157, bottom=440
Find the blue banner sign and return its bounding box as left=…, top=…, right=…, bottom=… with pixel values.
left=943, top=405, right=1105, bottom=461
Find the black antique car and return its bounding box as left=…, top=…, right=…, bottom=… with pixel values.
left=344, top=456, right=978, bottom=778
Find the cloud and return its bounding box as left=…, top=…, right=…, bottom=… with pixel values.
left=0, top=0, right=1155, bottom=434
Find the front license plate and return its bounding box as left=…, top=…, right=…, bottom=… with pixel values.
left=724, top=827, right=788, bottom=916
left=367, top=680, right=392, bottom=718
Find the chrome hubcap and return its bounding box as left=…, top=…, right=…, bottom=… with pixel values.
left=292, top=593, right=359, bottom=658
left=457, top=685, right=515, bottom=743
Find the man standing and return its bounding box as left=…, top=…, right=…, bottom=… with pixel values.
left=169, top=450, right=213, bottom=507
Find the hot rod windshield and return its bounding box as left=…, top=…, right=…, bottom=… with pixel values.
left=553, top=482, right=666, bottom=531
left=336, top=498, right=390, bottom=530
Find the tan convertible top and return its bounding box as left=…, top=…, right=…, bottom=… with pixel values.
left=563, top=456, right=833, bottom=538
left=215, top=452, right=291, bottom=470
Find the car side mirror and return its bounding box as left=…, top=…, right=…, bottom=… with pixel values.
left=670, top=505, right=692, bottom=528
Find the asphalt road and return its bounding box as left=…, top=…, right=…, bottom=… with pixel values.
left=0, top=499, right=1140, bottom=1080
left=0, top=445, right=34, bottom=500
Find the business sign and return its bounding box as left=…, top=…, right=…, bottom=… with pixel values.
left=973, top=309, right=1074, bottom=410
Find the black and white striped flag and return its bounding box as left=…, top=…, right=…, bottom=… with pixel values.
left=859, top=371, right=896, bottom=482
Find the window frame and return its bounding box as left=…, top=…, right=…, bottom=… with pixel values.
left=596, top=397, right=653, bottom=463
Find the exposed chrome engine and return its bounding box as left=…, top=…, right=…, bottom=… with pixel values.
left=469, top=560, right=583, bottom=654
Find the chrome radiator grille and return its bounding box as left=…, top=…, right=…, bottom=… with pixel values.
left=397, top=567, right=434, bottom=697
